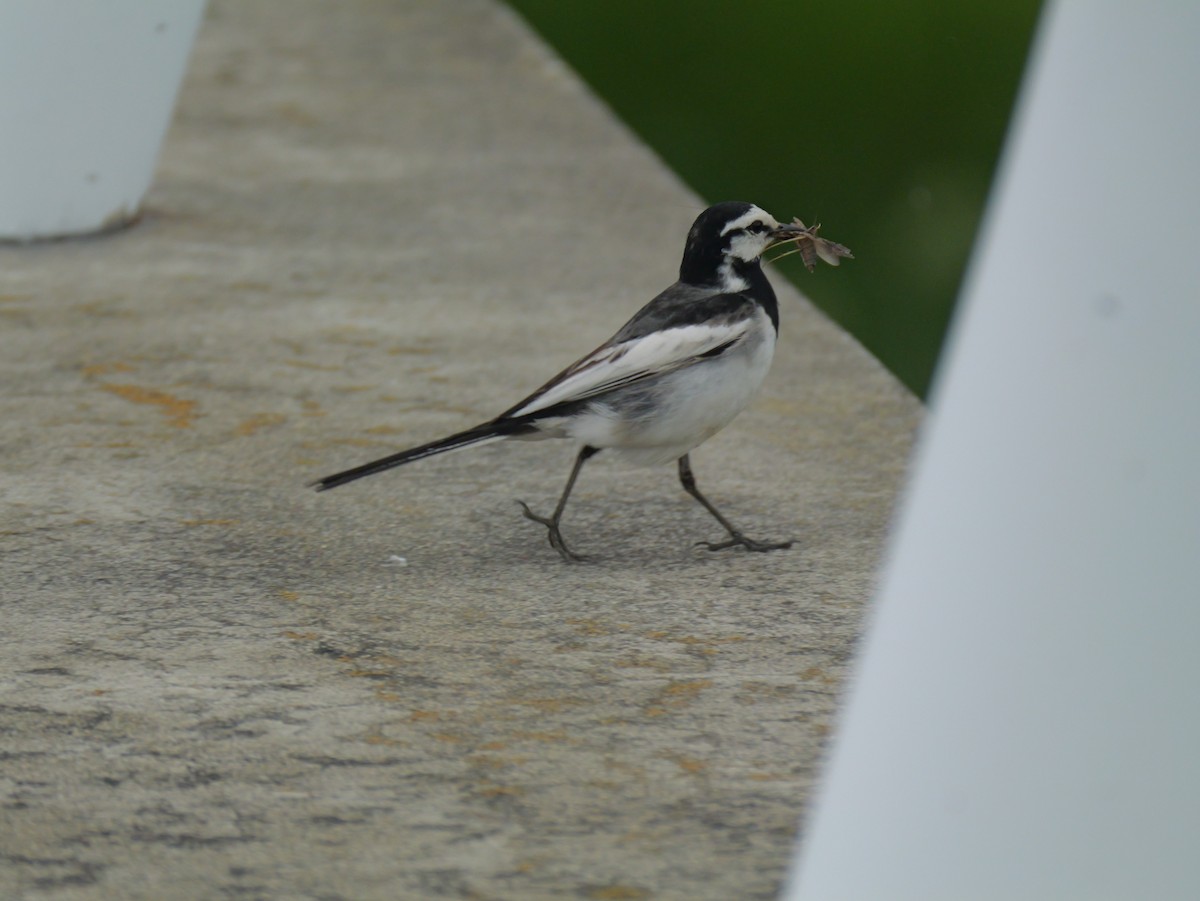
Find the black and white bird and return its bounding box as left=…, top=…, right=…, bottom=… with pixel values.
left=313, top=201, right=808, bottom=561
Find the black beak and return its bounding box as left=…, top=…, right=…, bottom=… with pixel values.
left=769, top=221, right=809, bottom=241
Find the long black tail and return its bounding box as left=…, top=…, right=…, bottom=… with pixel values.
left=311, top=418, right=533, bottom=491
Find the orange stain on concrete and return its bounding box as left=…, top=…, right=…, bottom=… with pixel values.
left=82, top=361, right=136, bottom=377
left=235, top=412, right=287, bottom=436
left=101, top=383, right=197, bottom=428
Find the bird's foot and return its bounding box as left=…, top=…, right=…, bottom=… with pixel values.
left=696, top=531, right=793, bottom=553
left=517, top=501, right=588, bottom=563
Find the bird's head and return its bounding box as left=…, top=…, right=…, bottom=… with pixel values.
left=678, top=201, right=806, bottom=290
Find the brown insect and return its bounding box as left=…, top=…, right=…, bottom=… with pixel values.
left=772, top=217, right=854, bottom=272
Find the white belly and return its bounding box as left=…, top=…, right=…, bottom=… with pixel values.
left=565, top=310, right=777, bottom=466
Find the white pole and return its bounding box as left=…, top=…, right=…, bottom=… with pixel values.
left=784, top=1, right=1200, bottom=898
left=0, top=1, right=207, bottom=240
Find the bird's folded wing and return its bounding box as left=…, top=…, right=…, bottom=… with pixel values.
left=502, top=317, right=751, bottom=419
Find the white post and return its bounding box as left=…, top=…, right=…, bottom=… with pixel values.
left=784, top=1, right=1200, bottom=898
left=0, top=1, right=207, bottom=240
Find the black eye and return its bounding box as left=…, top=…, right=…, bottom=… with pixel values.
left=749, top=221, right=767, bottom=234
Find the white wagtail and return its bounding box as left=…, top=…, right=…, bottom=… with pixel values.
left=313, top=201, right=812, bottom=561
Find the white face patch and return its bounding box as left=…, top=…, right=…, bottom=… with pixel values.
left=725, top=230, right=772, bottom=264
left=719, top=205, right=781, bottom=263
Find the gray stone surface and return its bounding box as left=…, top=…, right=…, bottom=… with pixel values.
left=0, top=2, right=920, bottom=899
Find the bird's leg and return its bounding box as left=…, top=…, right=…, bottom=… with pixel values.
left=677, top=454, right=792, bottom=553
left=518, top=446, right=599, bottom=562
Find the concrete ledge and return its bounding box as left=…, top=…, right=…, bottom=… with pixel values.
left=0, top=2, right=920, bottom=898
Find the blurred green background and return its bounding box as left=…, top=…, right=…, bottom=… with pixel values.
left=506, top=0, right=1043, bottom=397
